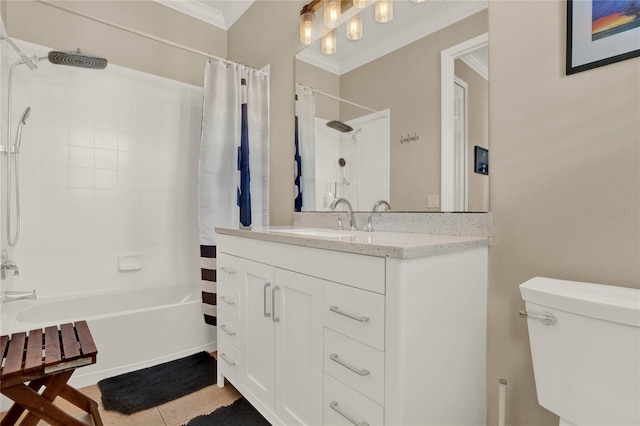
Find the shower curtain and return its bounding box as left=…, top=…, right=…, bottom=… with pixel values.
left=294, top=85, right=316, bottom=211
left=198, top=60, right=269, bottom=325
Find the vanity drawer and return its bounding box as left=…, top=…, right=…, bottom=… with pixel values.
left=324, top=374, right=384, bottom=426
left=324, top=281, right=385, bottom=351
left=324, top=328, right=385, bottom=405
left=217, top=282, right=240, bottom=320
left=216, top=253, right=243, bottom=288
left=218, top=341, right=241, bottom=386
left=217, top=315, right=242, bottom=351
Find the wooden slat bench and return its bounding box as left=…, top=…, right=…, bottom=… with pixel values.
left=1, top=321, right=103, bottom=426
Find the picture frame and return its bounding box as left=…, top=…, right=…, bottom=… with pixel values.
left=474, top=146, right=488, bottom=175
left=567, top=0, right=640, bottom=75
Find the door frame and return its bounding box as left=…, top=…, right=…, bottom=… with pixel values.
left=440, top=32, right=488, bottom=211
left=453, top=77, right=469, bottom=211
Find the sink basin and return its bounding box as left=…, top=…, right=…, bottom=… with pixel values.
left=270, top=228, right=353, bottom=239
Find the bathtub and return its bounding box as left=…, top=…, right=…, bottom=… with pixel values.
left=0, top=285, right=216, bottom=410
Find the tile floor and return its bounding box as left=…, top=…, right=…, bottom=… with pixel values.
left=0, top=354, right=242, bottom=426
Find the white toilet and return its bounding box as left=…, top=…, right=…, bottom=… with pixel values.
left=520, top=277, right=640, bottom=426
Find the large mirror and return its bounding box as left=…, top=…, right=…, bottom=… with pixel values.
left=295, top=0, right=489, bottom=212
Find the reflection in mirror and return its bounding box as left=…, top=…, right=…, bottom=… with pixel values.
left=295, top=84, right=390, bottom=212
left=295, top=1, right=488, bottom=212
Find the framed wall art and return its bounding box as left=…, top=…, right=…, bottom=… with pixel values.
left=567, top=0, right=640, bottom=74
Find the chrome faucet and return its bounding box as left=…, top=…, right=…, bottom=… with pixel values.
left=1, top=250, right=19, bottom=280
left=330, top=198, right=357, bottom=231
left=366, top=200, right=391, bottom=232
left=2, top=290, right=36, bottom=303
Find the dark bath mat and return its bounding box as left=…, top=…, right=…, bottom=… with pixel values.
left=184, top=397, right=271, bottom=426
left=98, top=351, right=216, bottom=415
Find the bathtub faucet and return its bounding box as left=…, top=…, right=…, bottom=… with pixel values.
left=1, top=250, right=19, bottom=280
left=2, top=290, right=36, bottom=303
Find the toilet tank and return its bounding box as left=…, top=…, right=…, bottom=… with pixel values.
left=520, top=277, right=640, bottom=426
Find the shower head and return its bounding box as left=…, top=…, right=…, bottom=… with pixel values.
left=47, top=49, right=108, bottom=69
left=15, top=106, right=31, bottom=153
left=327, top=120, right=354, bottom=133
left=20, top=106, right=31, bottom=125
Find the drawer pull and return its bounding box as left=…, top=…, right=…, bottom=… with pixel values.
left=220, top=296, right=235, bottom=306
left=264, top=282, right=272, bottom=318
left=330, top=353, right=370, bottom=376
left=330, top=306, right=370, bottom=323
left=219, top=267, right=236, bottom=275
left=329, top=401, right=369, bottom=426
left=219, top=353, right=236, bottom=366
left=220, top=324, right=236, bottom=336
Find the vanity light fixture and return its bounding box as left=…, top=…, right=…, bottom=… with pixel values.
left=411, top=0, right=426, bottom=3
left=353, top=0, right=367, bottom=8
left=322, top=31, right=337, bottom=54
left=300, top=5, right=315, bottom=45
left=346, top=14, right=363, bottom=40
left=375, top=0, right=393, bottom=23
left=324, top=0, right=341, bottom=28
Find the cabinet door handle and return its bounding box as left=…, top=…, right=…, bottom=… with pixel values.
left=220, top=324, right=236, bottom=336
left=272, top=285, right=280, bottom=322
left=330, top=353, right=370, bottom=376
left=263, top=282, right=272, bottom=318
left=219, top=267, right=236, bottom=275
left=329, top=401, right=369, bottom=426
left=329, top=306, right=369, bottom=323
left=219, top=353, right=236, bottom=366
left=220, top=296, right=235, bottom=306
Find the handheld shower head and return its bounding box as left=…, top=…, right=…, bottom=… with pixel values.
left=20, top=106, right=31, bottom=125
left=15, top=106, right=31, bottom=153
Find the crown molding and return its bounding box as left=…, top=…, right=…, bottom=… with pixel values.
left=460, top=53, right=489, bottom=81
left=154, top=0, right=227, bottom=29
left=296, top=49, right=342, bottom=75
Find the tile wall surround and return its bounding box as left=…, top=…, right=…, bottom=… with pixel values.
left=293, top=212, right=492, bottom=237
left=1, top=39, right=204, bottom=299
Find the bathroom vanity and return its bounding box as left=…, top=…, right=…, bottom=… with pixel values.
left=215, top=226, right=488, bottom=426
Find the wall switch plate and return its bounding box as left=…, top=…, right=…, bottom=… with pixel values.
left=427, top=195, right=440, bottom=208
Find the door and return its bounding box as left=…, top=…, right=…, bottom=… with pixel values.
left=274, top=269, right=324, bottom=425
left=453, top=78, right=469, bottom=211
left=242, top=258, right=276, bottom=410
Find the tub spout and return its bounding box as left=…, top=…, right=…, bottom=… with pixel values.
left=2, top=290, right=36, bottom=303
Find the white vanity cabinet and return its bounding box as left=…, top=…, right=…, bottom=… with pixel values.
left=216, top=231, right=488, bottom=426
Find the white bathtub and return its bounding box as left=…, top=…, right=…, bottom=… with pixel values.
left=0, top=285, right=217, bottom=410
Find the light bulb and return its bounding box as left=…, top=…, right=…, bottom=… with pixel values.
left=411, top=0, right=426, bottom=2
left=346, top=14, right=362, bottom=41
left=353, top=0, right=367, bottom=8
left=300, top=11, right=315, bottom=45
left=324, top=0, right=341, bottom=29
left=322, top=31, right=337, bottom=54
left=375, top=0, right=393, bottom=23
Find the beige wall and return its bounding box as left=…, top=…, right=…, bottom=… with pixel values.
left=340, top=11, right=488, bottom=211
left=455, top=60, right=489, bottom=212
left=487, top=1, right=640, bottom=425
left=295, top=58, right=340, bottom=121
left=228, top=0, right=305, bottom=226
left=2, top=0, right=226, bottom=86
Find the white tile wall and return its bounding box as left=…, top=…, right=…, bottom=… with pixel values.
left=1, top=39, right=204, bottom=298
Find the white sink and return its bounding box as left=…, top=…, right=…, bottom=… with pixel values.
left=270, top=228, right=353, bottom=239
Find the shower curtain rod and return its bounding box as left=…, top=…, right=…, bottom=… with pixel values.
left=34, top=0, right=262, bottom=73
left=297, top=84, right=388, bottom=117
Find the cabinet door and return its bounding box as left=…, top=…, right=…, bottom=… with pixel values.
left=242, top=258, right=276, bottom=411
left=274, top=269, right=323, bottom=426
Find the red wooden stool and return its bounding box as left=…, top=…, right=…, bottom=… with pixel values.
left=1, top=321, right=103, bottom=426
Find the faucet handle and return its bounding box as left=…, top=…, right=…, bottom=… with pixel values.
left=365, top=213, right=381, bottom=232
left=336, top=216, right=344, bottom=230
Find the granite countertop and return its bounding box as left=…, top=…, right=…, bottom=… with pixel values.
left=215, top=226, right=490, bottom=259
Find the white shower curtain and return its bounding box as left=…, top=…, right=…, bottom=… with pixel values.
left=295, top=84, right=316, bottom=211
left=198, top=60, right=269, bottom=325
left=198, top=60, right=269, bottom=244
